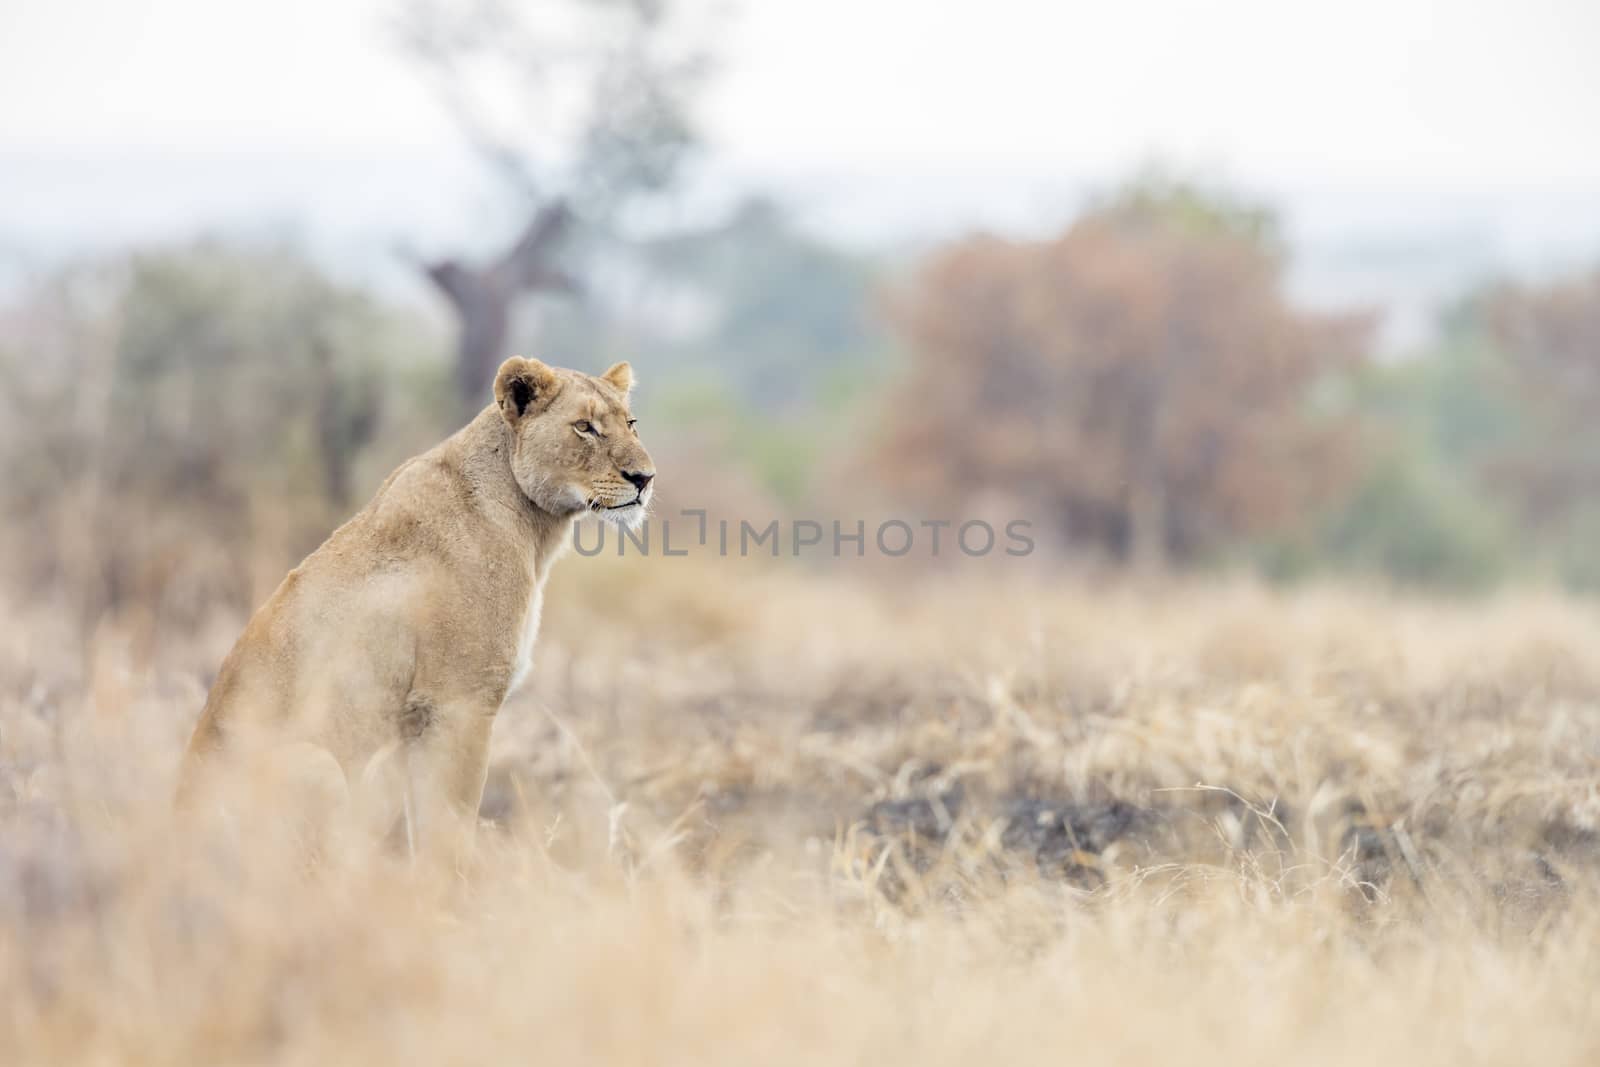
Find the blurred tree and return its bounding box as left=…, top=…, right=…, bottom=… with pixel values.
left=0, top=243, right=441, bottom=626
left=1275, top=330, right=1519, bottom=590
left=506, top=196, right=884, bottom=502
left=1305, top=448, right=1511, bottom=590
left=396, top=0, right=712, bottom=410
left=114, top=245, right=389, bottom=512
left=420, top=205, right=580, bottom=409
left=1481, top=268, right=1600, bottom=530
left=878, top=176, right=1372, bottom=567
left=640, top=196, right=885, bottom=409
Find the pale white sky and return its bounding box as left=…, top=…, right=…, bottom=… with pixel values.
left=1, top=0, right=1598, bottom=331
left=3, top=0, right=1597, bottom=179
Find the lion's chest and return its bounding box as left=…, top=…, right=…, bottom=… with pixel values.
left=507, top=583, right=544, bottom=695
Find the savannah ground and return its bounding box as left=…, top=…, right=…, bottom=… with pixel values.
left=3, top=553, right=1599, bottom=1065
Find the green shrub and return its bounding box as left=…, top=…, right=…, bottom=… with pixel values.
left=1316, top=451, right=1512, bottom=590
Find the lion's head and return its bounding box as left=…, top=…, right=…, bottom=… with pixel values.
left=492, top=356, right=655, bottom=528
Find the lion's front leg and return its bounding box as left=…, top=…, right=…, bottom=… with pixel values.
left=400, top=697, right=498, bottom=874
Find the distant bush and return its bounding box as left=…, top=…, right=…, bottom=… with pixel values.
left=0, top=240, right=446, bottom=625
left=1549, top=505, right=1600, bottom=594
left=651, top=374, right=861, bottom=504
left=1313, top=451, right=1512, bottom=591
left=1303, top=279, right=1600, bottom=595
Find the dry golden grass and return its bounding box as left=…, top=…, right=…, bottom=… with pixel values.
left=3, top=557, right=1600, bottom=1065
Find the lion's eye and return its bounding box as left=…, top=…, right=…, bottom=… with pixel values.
left=574, top=420, right=593, bottom=434
left=627, top=418, right=638, bottom=431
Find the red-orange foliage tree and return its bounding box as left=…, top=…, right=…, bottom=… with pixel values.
left=879, top=181, right=1371, bottom=566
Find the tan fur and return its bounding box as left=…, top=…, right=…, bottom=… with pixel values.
left=178, top=358, right=654, bottom=863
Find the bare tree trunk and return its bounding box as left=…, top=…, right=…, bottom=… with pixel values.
left=310, top=334, right=377, bottom=510
left=1127, top=469, right=1169, bottom=574
left=425, top=262, right=513, bottom=406
left=422, top=202, right=579, bottom=412
left=1123, top=381, right=1170, bottom=573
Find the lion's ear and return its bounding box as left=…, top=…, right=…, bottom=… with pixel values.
left=600, top=361, right=633, bottom=396
left=494, top=357, right=559, bottom=423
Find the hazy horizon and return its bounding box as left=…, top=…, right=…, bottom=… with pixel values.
left=4, top=0, right=1598, bottom=347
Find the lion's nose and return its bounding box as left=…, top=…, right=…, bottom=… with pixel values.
left=622, top=469, right=655, bottom=492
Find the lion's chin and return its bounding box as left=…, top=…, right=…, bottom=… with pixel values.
left=597, top=502, right=647, bottom=530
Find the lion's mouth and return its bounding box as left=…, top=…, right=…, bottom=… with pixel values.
left=593, top=495, right=643, bottom=511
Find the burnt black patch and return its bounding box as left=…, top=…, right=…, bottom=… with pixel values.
left=866, top=784, right=965, bottom=843
left=1000, top=796, right=1152, bottom=864
left=858, top=782, right=1162, bottom=896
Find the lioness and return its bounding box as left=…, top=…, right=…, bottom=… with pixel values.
left=179, top=356, right=653, bottom=862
